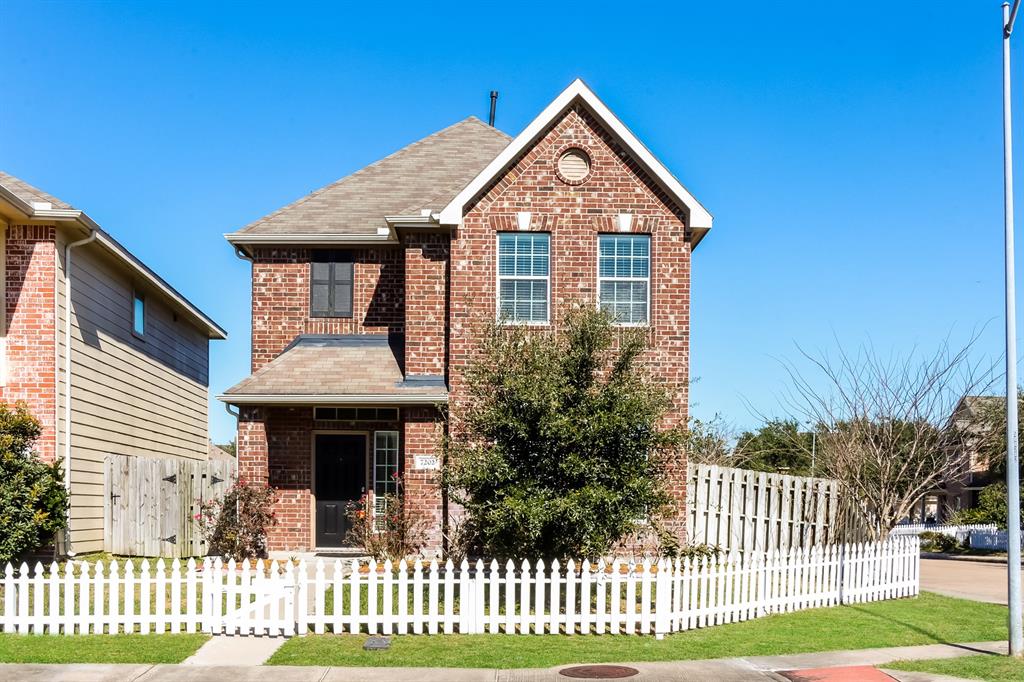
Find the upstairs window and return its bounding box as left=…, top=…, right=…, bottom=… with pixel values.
left=497, top=232, right=549, bottom=324
left=311, top=250, right=354, bottom=318
left=598, top=234, right=650, bottom=325
left=132, top=291, right=146, bottom=337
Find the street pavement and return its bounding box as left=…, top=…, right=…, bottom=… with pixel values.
left=920, top=557, right=1024, bottom=604
left=0, top=640, right=1006, bottom=681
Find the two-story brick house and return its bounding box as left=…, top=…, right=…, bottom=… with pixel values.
left=220, top=80, right=712, bottom=554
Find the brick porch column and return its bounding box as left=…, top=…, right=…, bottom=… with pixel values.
left=236, top=405, right=268, bottom=484
left=403, top=406, right=444, bottom=555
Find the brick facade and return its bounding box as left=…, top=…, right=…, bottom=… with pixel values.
left=4, top=224, right=58, bottom=463
left=237, top=404, right=440, bottom=552
left=449, top=105, right=690, bottom=536
left=250, top=246, right=404, bottom=372
left=238, top=103, right=693, bottom=552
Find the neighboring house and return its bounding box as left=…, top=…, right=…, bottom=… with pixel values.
left=220, top=79, right=712, bottom=554
left=208, top=441, right=236, bottom=461
left=0, top=172, right=226, bottom=554
left=904, top=395, right=1001, bottom=523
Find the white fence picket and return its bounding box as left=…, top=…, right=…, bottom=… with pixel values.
left=0, top=538, right=920, bottom=638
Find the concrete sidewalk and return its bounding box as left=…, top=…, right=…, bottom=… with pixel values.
left=0, top=640, right=1007, bottom=681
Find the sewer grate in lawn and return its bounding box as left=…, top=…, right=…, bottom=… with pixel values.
left=558, top=665, right=639, bottom=679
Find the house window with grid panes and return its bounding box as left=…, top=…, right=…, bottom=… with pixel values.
left=598, top=234, right=650, bottom=325
left=373, top=431, right=399, bottom=524
left=497, top=232, right=549, bottom=324
left=310, top=251, right=354, bottom=318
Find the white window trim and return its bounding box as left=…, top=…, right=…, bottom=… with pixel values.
left=597, top=234, right=651, bottom=328
left=495, top=232, right=551, bottom=326
left=372, top=430, right=400, bottom=522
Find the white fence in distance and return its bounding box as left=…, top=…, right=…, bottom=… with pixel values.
left=890, top=523, right=998, bottom=543
left=687, top=463, right=841, bottom=553
left=1, top=538, right=919, bottom=638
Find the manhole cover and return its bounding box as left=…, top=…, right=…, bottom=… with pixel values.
left=559, top=665, right=639, bottom=679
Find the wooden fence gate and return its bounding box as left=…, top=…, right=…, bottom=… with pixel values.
left=104, top=455, right=232, bottom=558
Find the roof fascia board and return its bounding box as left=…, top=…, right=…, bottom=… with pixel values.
left=438, top=79, right=713, bottom=232
left=224, top=231, right=398, bottom=246
left=216, top=393, right=449, bottom=405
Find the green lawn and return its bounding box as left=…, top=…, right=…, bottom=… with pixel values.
left=888, top=654, right=1024, bottom=681
left=268, top=592, right=1008, bottom=668
left=0, top=633, right=209, bottom=664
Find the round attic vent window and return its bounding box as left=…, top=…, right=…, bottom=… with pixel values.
left=557, top=148, right=592, bottom=184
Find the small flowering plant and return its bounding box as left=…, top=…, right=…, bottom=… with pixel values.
left=345, top=474, right=427, bottom=562
left=196, top=477, right=277, bottom=561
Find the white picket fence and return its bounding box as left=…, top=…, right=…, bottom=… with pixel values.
left=890, top=523, right=997, bottom=538
left=0, top=538, right=919, bottom=639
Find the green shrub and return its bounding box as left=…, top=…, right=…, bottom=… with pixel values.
left=344, top=476, right=427, bottom=562
left=0, top=403, right=68, bottom=562
left=443, top=305, right=683, bottom=560
left=919, top=531, right=960, bottom=553
left=197, top=478, right=276, bottom=560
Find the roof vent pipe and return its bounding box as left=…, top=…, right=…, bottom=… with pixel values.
left=488, top=91, right=498, bottom=127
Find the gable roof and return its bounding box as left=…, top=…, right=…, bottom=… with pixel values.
left=0, top=171, right=227, bottom=339
left=225, top=117, right=511, bottom=245
left=438, top=79, right=713, bottom=242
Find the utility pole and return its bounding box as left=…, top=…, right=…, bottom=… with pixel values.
left=1002, top=0, right=1023, bottom=658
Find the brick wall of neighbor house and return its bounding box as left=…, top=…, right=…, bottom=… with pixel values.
left=449, top=105, right=692, bottom=540
left=250, top=247, right=404, bottom=372
left=4, top=225, right=58, bottom=463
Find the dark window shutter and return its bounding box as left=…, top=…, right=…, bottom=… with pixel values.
left=310, top=253, right=354, bottom=318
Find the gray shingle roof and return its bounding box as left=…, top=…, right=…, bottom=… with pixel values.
left=0, top=171, right=75, bottom=210
left=230, top=117, right=511, bottom=238
left=222, top=335, right=446, bottom=399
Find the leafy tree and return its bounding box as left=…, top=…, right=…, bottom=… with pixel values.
left=735, top=419, right=815, bottom=475
left=0, top=403, right=68, bottom=562
left=443, top=306, right=683, bottom=560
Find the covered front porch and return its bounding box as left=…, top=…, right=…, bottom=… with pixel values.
left=218, top=334, right=447, bottom=554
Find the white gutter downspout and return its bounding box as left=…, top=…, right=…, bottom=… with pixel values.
left=62, top=229, right=97, bottom=555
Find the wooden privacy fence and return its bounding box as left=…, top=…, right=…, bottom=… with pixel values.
left=0, top=538, right=919, bottom=638
left=104, top=455, right=232, bottom=558
left=687, top=463, right=841, bottom=553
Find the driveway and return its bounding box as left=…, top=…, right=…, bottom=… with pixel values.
left=920, top=558, right=1023, bottom=604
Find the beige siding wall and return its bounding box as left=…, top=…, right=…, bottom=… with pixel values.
left=56, top=229, right=211, bottom=553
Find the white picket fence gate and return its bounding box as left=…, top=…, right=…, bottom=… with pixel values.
left=0, top=538, right=919, bottom=639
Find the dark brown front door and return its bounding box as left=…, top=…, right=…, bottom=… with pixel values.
left=315, top=434, right=366, bottom=548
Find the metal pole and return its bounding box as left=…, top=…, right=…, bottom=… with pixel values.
left=1003, top=0, right=1023, bottom=658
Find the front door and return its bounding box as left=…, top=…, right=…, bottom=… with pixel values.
left=314, top=434, right=366, bottom=548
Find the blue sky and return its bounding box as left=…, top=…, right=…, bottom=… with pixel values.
left=1, top=1, right=1018, bottom=443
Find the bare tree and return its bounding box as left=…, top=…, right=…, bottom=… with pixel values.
left=781, top=336, right=996, bottom=541
left=684, top=415, right=750, bottom=467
